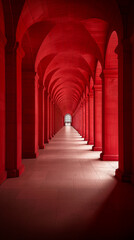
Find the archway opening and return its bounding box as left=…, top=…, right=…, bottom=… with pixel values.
left=64, top=114, right=72, bottom=126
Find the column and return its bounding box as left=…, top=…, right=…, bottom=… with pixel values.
left=0, top=32, right=7, bottom=183
left=92, top=84, right=102, bottom=151
left=22, top=71, right=39, bottom=158
left=38, top=83, right=45, bottom=149
left=82, top=97, right=86, bottom=139
left=85, top=94, right=89, bottom=141
left=52, top=100, right=55, bottom=137
left=5, top=43, right=24, bottom=177
left=44, top=90, right=49, bottom=143
left=80, top=101, right=83, bottom=136
left=53, top=102, right=55, bottom=135
left=100, top=69, right=118, bottom=161
left=88, top=91, right=94, bottom=145
left=49, top=96, right=52, bottom=139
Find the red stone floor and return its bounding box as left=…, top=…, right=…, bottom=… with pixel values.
left=0, top=126, right=134, bottom=240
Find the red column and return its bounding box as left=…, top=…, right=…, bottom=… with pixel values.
left=85, top=94, right=89, bottom=141
left=0, top=32, right=7, bottom=183
left=5, top=44, right=24, bottom=177
left=49, top=96, right=52, bottom=139
left=44, top=90, right=49, bottom=143
left=116, top=38, right=132, bottom=181
left=51, top=99, right=53, bottom=137
left=52, top=101, right=55, bottom=137
left=88, top=91, right=94, bottom=145
left=101, top=69, right=118, bottom=161
left=38, top=83, right=45, bottom=149
left=92, top=84, right=102, bottom=151
left=82, top=97, right=86, bottom=139
left=80, top=103, right=83, bottom=136
left=80, top=102, right=82, bottom=134
left=47, top=93, right=50, bottom=141
left=22, top=71, right=39, bottom=158
left=53, top=102, right=56, bottom=135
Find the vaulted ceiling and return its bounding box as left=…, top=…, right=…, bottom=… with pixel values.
left=18, top=0, right=121, bottom=115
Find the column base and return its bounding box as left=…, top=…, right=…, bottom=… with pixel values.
left=100, top=153, right=119, bottom=161
left=39, top=144, right=45, bottom=149
left=87, top=140, right=94, bottom=145
left=92, top=146, right=102, bottom=151
left=22, top=151, right=39, bottom=159
left=0, top=171, right=7, bottom=184
left=115, top=168, right=131, bottom=182
left=7, top=164, right=24, bottom=178
left=44, top=139, right=49, bottom=143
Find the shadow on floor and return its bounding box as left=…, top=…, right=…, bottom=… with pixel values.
left=0, top=181, right=134, bottom=240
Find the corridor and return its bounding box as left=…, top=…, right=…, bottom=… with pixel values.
left=1, top=126, right=134, bottom=240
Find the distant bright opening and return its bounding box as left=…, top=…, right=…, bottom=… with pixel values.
left=64, top=114, right=72, bottom=126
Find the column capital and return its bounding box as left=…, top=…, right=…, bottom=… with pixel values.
left=38, top=82, right=45, bottom=90
left=17, top=44, right=25, bottom=58
left=6, top=41, right=25, bottom=58
left=35, top=72, right=39, bottom=84
left=103, top=68, right=118, bottom=77
left=94, top=84, right=102, bottom=91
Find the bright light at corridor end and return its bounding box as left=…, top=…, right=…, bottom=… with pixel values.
left=64, top=114, right=72, bottom=126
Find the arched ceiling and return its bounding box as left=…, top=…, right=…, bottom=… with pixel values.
left=19, top=0, right=121, bottom=115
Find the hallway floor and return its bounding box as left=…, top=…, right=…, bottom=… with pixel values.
left=0, top=126, right=134, bottom=240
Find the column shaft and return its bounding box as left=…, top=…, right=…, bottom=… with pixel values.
left=5, top=44, right=24, bottom=176
left=92, top=85, right=102, bottom=151
left=88, top=92, right=94, bottom=145
left=82, top=99, right=86, bottom=139
left=101, top=69, right=118, bottom=161
left=85, top=96, right=89, bottom=141
left=38, top=84, right=45, bottom=149
left=44, top=90, right=49, bottom=143
left=22, top=71, right=39, bottom=158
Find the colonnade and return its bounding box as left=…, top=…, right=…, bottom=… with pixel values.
left=0, top=0, right=134, bottom=186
